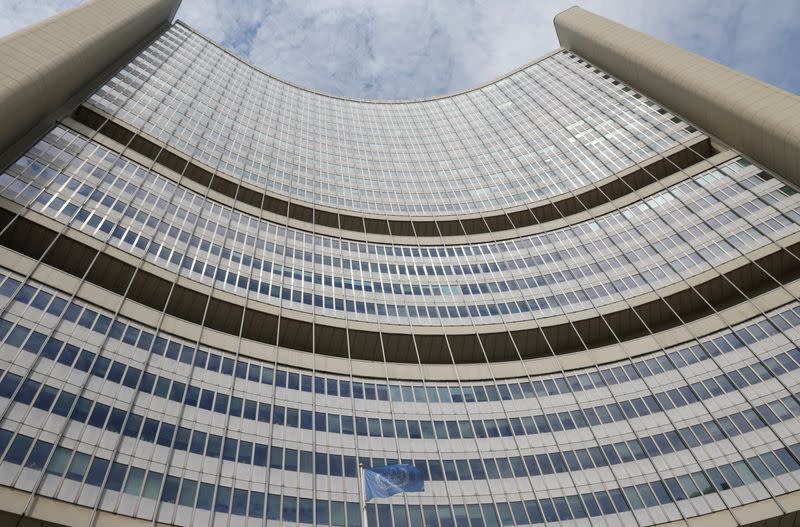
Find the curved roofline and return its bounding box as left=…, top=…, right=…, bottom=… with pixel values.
left=173, top=19, right=564, bottom=104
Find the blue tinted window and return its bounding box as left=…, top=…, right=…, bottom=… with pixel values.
left=174, top=426, right=190, bottom=451
left=157, top=423, right=175, bottom=447
left=33, top=385, right=58, bottom=411
left=206, top=434, right=222, bottom=457
left=123, top=413, right=142, bottom=437
left=46, top=446, right=71, bottom=476
left=88, top=403, right=109, bottom=428
left=90, top=356, right=110, bottom=377
left=85, top=457, right=109, bottom=487
left=214, top=485, right=231, bottom=513
left=66, top=451, right=90, bottom=481
left=243, top=399, right=257, bottom=420
left=222, top=438, right=237, bottom=461
left=73, top=350, right=95, bottom=371
left=106, top=361, right=125, bottom=382
left=105, top=462, right=127, bottom=491
left=221, top=357, right=234, bottom=375
left=153, top=376, right=170, bottom=397
left=160, top=475, right=179, bottom=503
left=14, top=378, right=39, bottom=404
left=282, top=496, right=297, bottom=522
left=196, top=482, right=214, bottom=510
left=214, top=393, right=228, bottom=413
left=229, top=396, right=242, bottom=416
left=140, top=418, right=158, bottom=441
left=206, top=353, right=221, bottom=372
left=266, top=494, right=281, bottom=520
left=299, top=497, right=313, bottom=523
left=4, top=434, right=33, bottom=464
left=70, top=397, right=92, bottom=422
left=178, top=479, right=197, bottom=507
left=190, top=431, right=206, bottom=455
left=0, top=372, right=22, bottom=398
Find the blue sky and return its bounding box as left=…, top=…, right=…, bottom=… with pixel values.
left=1, top=0, right=798, bottom=100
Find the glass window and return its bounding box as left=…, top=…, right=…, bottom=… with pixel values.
left=299, top=497, right=314, bottom=523
left=123, top=466, right=145, bottom=496
left=105, top=462, right=127, bottom=492
left=178, top=479, right=197, bottom=507
left=196, top=482, right=214, bottom=510
left=5, top=434, right=33, bottom=465
left=282, top=495, right=297, bottom=522
left=66, top=451, right=90, bottom=481
left=142, top=471, right=162, bottom=500
left=46, top=446, right=71, bottom=476
left=161, top=475, right=180, bottom=503
left=249, top=490, right=265, bottom=518
left=214, top=485, right=231, bottom=513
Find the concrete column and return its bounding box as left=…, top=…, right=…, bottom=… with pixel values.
left=554, top=6, right=800, bottom=186
left=0, top=0, right=181, bottom=159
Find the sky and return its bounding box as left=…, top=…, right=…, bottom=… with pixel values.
left=1, top=0, right=798, bottom=100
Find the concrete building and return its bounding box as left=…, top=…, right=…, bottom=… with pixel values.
left=0, top=1, right=799, bottom=525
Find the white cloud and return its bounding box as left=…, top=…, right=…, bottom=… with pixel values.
left=0, top=0, right=82, bottom=37
left=1, top=0, right=797, bottom=99
left=174, top=0, right=799, bottom=98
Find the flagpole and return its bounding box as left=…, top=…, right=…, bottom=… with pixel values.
left=359, top=463, right=368, bottom=527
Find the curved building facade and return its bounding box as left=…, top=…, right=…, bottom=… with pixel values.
left=1, top=2, right=800, bottom=526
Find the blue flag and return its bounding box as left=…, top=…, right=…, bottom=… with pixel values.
left=363, top=464, right=424, bottom=501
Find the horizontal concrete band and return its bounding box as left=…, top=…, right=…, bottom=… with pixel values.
left=554, top=6, right=800, bottom=189
left=0, top=0, right=180, bottom=161
left=73, top=105, right=716, bottom=242
left=0, top=205, right=798, bottom=368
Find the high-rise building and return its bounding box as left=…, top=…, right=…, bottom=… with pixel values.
left=1, top=1, right=799, bottom=525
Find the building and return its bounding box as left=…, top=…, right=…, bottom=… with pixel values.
left=0, top=0, right=799, bottom=525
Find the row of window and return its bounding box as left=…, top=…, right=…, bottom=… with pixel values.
left=2, top=267, right=799, bottom=410
left=4, top=359, right=800, bottom=484
left=14, top=126, right=800, bottom=330
left=11, top=130, right=799, bottom=325
left=3, top=419, right=799, bottom=526
left=4, top=304, right=800, bottom=448
left=15, top=130, right=789, bottom=286
left=0, top=292, right=800, bottom=474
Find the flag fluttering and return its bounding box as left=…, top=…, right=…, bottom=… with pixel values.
left=363, top=463, right=424, bottom=501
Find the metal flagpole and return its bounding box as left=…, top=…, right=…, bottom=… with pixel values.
left=359, top=463, right=368, bottom=527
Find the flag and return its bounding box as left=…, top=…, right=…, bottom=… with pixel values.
left=363, top=464, right=424, bottom=501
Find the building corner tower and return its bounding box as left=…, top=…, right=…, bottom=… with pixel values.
left=554, top=6, right=800, bottom=190
left=0, top=1, right=800, bottom=526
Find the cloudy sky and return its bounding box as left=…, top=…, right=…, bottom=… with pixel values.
left=2, top=0, right=798, bottom=100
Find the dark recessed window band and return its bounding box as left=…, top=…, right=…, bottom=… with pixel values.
left=1, top=210, right=797, bottom=364
left=5, top=265, right=799, bottom=401
left=72, top=105, right=716, bottom=239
